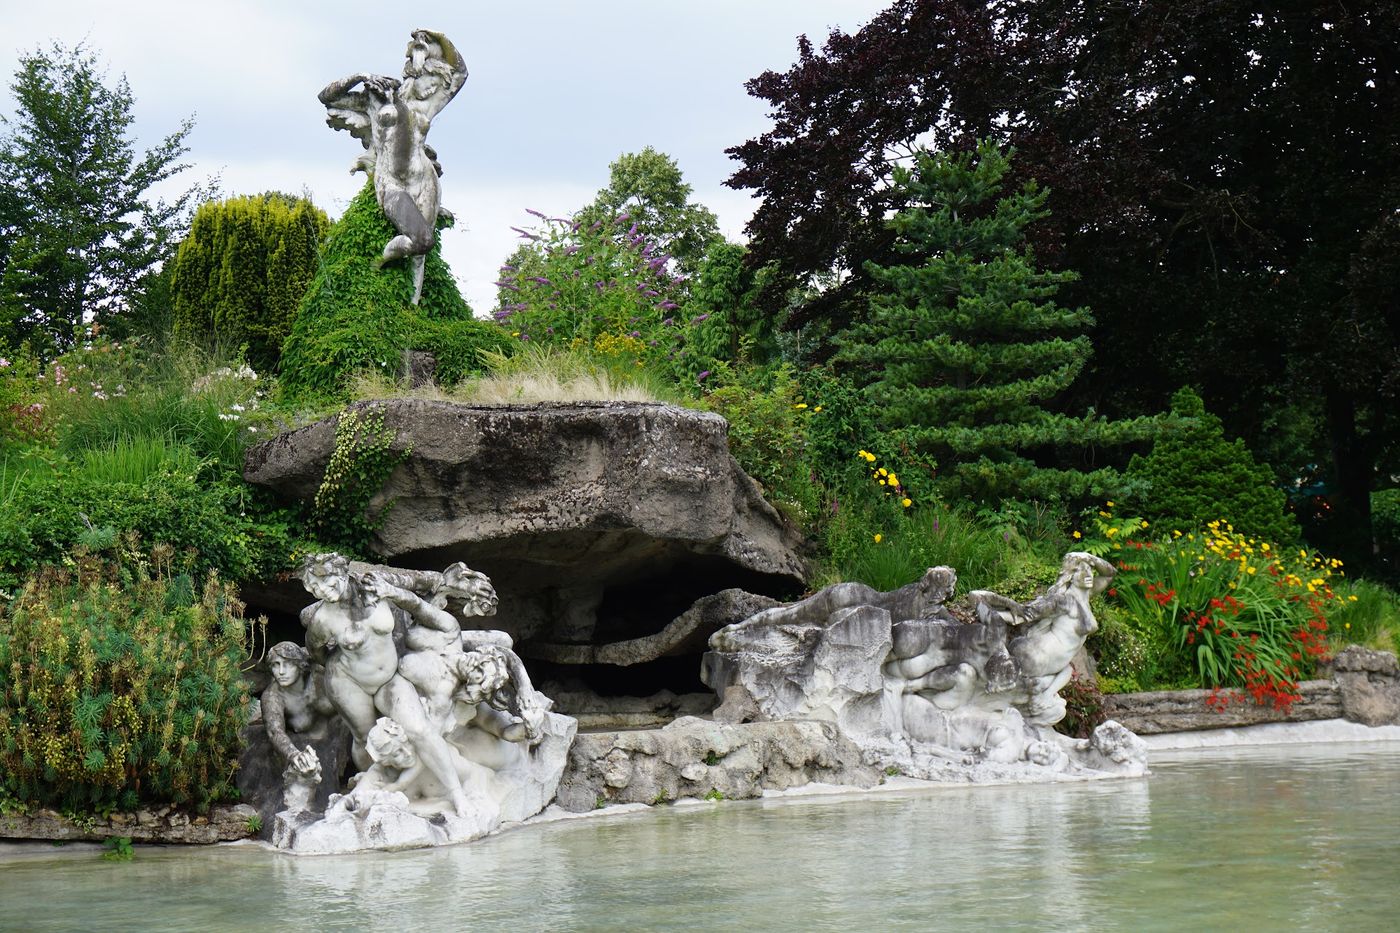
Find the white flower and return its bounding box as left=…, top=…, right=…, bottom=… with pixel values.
left=230, top=403, right=245, bottom=413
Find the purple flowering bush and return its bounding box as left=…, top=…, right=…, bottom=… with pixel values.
left=494, top=210, right=717, bottom=387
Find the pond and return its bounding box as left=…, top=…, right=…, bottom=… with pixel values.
left=4, top=742, right=1398, bottom=932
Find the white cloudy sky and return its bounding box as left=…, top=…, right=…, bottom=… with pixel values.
left=0, top=0, right=890, bottom=314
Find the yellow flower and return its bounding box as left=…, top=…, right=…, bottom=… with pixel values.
left=902, top=498, right=912, bottom=508
left=857, top=450, right=870, bottom=460
left=1106, top=527, right=1119, bottom=538
left=1172, top=530, right=1182, bottom=538
left=887, top=472, right=898, bottom=486
left=1246, top=566, right=1257, bottom=575
left=873, top=533, right=883, bottom=543
left=1098, top=510, right=1110, bottom=517
left=878, top=468, right=888, bottom=477
left=813, top=406, right=823, bottom=412
left=1106, top=501, right=1115, bottom=507
left=794, top=403, right=808, bottom=409
left=1348, top=595, right=1358, bottom=602
left=1345, top=622, right=1352, bottom=629
left=1072, top=530, right=1082, bottom=539
left=1140, top=520, right=1149, bottom=528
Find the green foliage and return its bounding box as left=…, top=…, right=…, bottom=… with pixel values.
left=101, top=836, right=134, bottom=861
left=245, top=813, right=263, bottom=834
left=700, top=364, right=822, bottom=523
left=574, top=147, right=721, bottom=273
left=169, top=193, right=330, bottom=372
left=492, top=209, right=697, bottom=380
left=1127, top=387, right=1299, bottom=544
left=1328, top=579, right=1400, bottom=654
left=0, top=456, right=295, bottom=595
left=835, top=141, right=1156, bottom=505
left=703, top=788, right=726, bottom=802
left=310, top=405, right=408, bottom=556
left=279, top=181, right=501, bottom=402
left=820, top=490, right=1045, bottom=595
left=1093, top=513, right=1338, bottom=708
left=0, top=559, right=252, bottom=813
left=0, top=42, right=206, bottom=358
left=1373, top=489, right=1400, bottom=574
left=686, top=242, right=776, bottom=368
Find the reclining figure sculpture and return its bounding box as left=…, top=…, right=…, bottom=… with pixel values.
left=704, top=552, right=1147, bottom=779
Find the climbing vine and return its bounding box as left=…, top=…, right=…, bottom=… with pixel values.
left=311, top=405, right=409, bottom=555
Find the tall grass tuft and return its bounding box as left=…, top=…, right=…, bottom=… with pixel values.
left=74, top=436, right=202, bottom=486
left=1329, top=579, right=1400, bottom=653
left=349, top=345, right=678, bottom=406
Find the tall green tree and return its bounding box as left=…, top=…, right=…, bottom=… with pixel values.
left=835, top=142, right=1155, bottom=503
left=169, top=192, right=330, bottom=372
left=575, top=147, right=721, bottom=273
left=0, top=43, right=205, bottom=358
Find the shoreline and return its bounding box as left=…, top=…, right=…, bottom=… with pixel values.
left=4, top=718, right=1398, bottom=862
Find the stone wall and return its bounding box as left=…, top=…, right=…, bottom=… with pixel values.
left=1103, top=647, right=1400, bottom=734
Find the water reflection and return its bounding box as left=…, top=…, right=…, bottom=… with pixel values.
left=3, top=744, right=1398, bottom=932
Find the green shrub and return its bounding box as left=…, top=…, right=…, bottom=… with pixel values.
left=169, top=193, right=330, bottom=372
left=0, top=458, right=295, bottom=594
left=0, top=559, right=253, bottom=812
left=1127, top=387, right=1299, bottom=544
left=701, top=364, right=823, bottom=523
left=1375, top=488, right=1400, bottom=572
left=279, top=181, right=507, bottom=401
left=309, top=404, right=408, bottom=556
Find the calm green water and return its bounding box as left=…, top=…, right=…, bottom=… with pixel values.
left=3, top=743, right=1398, bottom=932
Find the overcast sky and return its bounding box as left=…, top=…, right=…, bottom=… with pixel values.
left=0, top=0, right=891, bottom=313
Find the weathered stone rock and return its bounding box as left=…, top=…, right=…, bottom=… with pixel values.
left=0, top=804, right=259, bottom=845
left=542, top=688, right=715, bottom=730
left=1330, top=646, right=1400, bottom=727
left=555, top=717, right=881, bottom=811
left=528, top=589, right=781, bottom=666
left=242, top=401, right=807, bottom=658
left=1102, top=680, right=1342, bottom=733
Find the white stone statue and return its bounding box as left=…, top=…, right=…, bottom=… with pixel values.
left=705, top=551, right=1147, bottom=783
left=272, top=554, right=576, bottom=855
left=318, top=29, right=468, bottom=304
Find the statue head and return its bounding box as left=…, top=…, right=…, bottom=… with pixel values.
left=268, top=641, right=310, bottom=688
left=300, top=553, right=351, bottom=603
left=440, top=562, right=498, bottom=617
left=402, top=29, right=460, bottom=99
left=365, top=717, right=417, bottom=770
left=1056, top=551, right=1115, bottom=596
left=454, top=648, right=509, bottom=705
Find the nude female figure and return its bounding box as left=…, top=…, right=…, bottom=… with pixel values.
left=297, top=553, right=477, bottom=817
left=318, top=30, right=468, bottom=303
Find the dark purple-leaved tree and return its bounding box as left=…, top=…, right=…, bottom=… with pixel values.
left=728, top=0, right=1400, bottom=566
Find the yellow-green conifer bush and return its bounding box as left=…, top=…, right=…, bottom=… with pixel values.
left=0, top=557, right=252, bottom=813
left=170, top=193, right=330, bottom=373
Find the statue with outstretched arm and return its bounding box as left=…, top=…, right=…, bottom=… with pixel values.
left=318, top=29, right=468, bottom=304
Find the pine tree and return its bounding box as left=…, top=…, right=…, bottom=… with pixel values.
left=169, top=193, right=329, bottom=372
left=836, top=142, right=1155, bottom=503
left=1128, top=387, right=1299, bottom=543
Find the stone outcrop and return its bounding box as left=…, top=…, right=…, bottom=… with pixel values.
left=528, top=589, right=781, bottom=667
left=555, top=717, right=880, bottom=811
left=0, top=804, right=259, bottom=845
left=243, top=401, right=807, bottom=664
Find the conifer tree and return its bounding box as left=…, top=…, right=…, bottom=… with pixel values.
left=1127, top=387, right=1299, bottom=543
left=169, top=193, right=329, bottom=372
left=836, top=142, right=1155, bottom=503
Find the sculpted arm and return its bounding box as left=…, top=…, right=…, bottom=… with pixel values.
left=261, top=687, right=302, bottom=761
